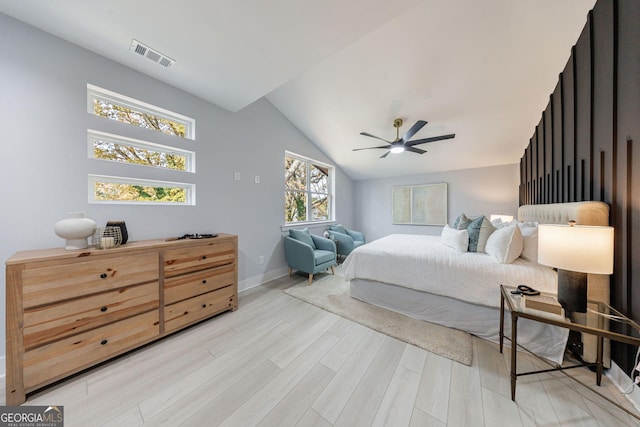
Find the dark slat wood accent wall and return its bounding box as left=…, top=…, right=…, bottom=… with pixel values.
left=519, top=0, right=640, bottom=372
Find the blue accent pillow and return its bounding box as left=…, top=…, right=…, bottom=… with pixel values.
left=289, top=228, right=316, bottom=249
left=454, top=214, right=486, bottom=252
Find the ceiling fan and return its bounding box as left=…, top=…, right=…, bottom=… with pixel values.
left=354, top=118, right=455, bottom=158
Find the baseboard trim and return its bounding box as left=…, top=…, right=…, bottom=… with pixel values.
left=238, top=267, right=289, bottom=293
left=605, top=361, right=640, bottom=413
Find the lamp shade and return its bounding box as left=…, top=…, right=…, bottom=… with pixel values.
left=537, top=224, right=614, bottom=274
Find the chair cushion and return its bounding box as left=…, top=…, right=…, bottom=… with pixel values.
left=289, top=228, right=316, bottom=249
left=330, top=224, right=347, bottom=234
left=314, top=249, right=335, bottom=265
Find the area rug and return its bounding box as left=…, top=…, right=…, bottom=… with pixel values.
left=284, top=271, right=473, bottom=366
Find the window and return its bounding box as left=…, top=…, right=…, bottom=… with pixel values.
left=89, top=175, right=195, bottom=205
left=88, top=130, right=195, bottom=172
left=87, top=84, right=196, bottom=205
left=87, top=84, right=195, bottom=139
left=285, top=152, right=333, bottom=223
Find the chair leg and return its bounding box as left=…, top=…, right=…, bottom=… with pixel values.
left=289, top=267, right=293, bottom=277
left=330, top=266, right=335, bottom=275
left=308, top=274, right=313, bottom=286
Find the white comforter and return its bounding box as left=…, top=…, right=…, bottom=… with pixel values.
left=342, top=234, right=557, bottom=308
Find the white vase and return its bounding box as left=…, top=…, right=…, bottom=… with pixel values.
left=54, top=212, right=97, bottom=250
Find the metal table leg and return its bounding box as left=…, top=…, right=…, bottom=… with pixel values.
left=511, top=312, right=518, bottom=401
left=500, top=293, right=505, bottom=353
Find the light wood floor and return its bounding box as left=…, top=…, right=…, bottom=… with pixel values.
left=3, top=272, right=639, bottom=426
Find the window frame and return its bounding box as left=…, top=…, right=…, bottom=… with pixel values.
left=87, top=83, right=196, bottom=140
left=88, top=174, right=196, bottom=206
left=284, top=151, right=335, bottom=227
left=87, top=129, right=196, bottom=173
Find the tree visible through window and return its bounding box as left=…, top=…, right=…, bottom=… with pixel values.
left=285, top=154, right=332, bottom=223
left=87, top=84, right=195, bottom=139
left=89, top=175, right=193, bottom=205
left=93, top=97, right=187, bottom=137
left=89, top=130, right=193, bottom=172
left=87, top=84, right=196, bottom=205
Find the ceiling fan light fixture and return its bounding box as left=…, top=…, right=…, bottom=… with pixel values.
left=390, top=146, right=405, bottom=154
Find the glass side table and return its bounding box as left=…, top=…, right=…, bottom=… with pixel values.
left=499, top=284, right=640, bottom=421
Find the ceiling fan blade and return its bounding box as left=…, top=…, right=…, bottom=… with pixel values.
left=405, top=146, right=427, bottom=155
left=400, top=120, right=427, bottom=143
left=360, top=132, right=392, bottom=144
left=352, top=145, right=390, bottom=151
left=405, top=133, right=455, bottom=147
left=380, top=151, right=391, bottom=159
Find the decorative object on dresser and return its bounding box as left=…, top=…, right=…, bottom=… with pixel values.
left=106, top=220, right=128, bottom=244
left=5, top=234, right=238, bottom=405
left=53, top=212, right=97, bottom=250
left=92, top=226, right=123, bottom=249
left=537, top=223, right=614, bottom=313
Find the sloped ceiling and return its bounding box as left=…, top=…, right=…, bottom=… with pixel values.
left=0, top=0, right=595, bottom=180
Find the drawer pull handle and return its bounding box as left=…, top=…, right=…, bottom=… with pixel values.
left=202, top=304, right=207, bottom=308
left=202, top=280, right=207, bottom=284
left=100, top=273, right=107, bottom=279
left=101, top=339, right=108, bottom=345
left=100, top=307, right=108, bottom=312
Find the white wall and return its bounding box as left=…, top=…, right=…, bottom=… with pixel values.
left=0, top=13, right=354, bottom=359
left=354, top=163, right=519, bottom=241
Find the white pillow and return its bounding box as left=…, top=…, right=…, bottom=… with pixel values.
left=485, top=224, right=523, bottom=264
left=517, top=221, right=539, bottom=262
left=441, top=225, right=469, bottom=252
left=477, top=216, right=497, bottom=253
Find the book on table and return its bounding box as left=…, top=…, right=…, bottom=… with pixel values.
left=524, top=294, right=563, bottom=315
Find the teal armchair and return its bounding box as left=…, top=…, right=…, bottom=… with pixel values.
left=328, top=224, right=366, bottom=257
left=284, top=228, right=337, bottom=285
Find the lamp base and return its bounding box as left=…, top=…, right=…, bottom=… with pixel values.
left=557, top=269, right=587, bottom=313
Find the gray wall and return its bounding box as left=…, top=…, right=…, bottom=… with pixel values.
left=0, top=13, right=354, bottom=359
left=354, top=163, right=519, bottom=241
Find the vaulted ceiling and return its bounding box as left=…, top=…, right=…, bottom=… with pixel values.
left=0, top=0, right=596, bottom=180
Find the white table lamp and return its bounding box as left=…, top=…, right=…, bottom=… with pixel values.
left=538, top=223, right=614, bottom=313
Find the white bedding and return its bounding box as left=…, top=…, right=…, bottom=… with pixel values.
left=342, top=234, right=558, bottom=308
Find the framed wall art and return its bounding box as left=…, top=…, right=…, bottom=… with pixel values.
left=392, top=182, right=447, bottom=225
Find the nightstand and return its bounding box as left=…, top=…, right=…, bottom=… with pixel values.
left=499, top=284, right=640, bottom=421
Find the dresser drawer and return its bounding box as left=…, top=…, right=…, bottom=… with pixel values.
left=164, top=264, right=235, bottom=305
left=22, top=253, right=158, bottom=308
left=23, top=310, right=159, bottom=390
left=163, top=240, right=235, bottom=277
left=164, top=286, right=235, bottom=333
left=23, top=282, right=159, bottom=349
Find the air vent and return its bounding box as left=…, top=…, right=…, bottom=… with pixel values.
left=130, top=39, right=175, bottom=68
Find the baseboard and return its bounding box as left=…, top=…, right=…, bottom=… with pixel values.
left=605, top=361, right=640, bottom=413
left=238, top=267, right=289, bottom=293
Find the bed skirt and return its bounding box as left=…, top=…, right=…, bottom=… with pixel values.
left=350, top=278, right=569, bottom=364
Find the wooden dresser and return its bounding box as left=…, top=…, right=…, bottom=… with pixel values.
left=5, top=234, right=238, bottom=405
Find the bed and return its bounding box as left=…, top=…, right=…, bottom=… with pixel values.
left=342, top=201, right=610, bottom=364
